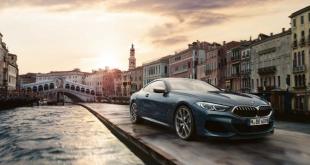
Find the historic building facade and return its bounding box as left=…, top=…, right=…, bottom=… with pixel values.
left=169, top=41, right=209, bottom=79
left=18, top=73, right=37, bottom=89
left=85, top=67, right=121, bottom=97
left=36, top=69, right=86, bottom=84
left=240, top=42, right=252, bottom=93
left=121, top=66, right=143, bottom=97
left=142, top=56, right=170, bottom=86
left=6, top=53, right=18, bottom=91
left=289, top=6, right=310, bottom=111
left=250, top=29, right=292, bottom=93
left=0, top=33, right=18, bottom=94
left=218, top=41, right=240, bottom=89
left=204, top=43, right=221, bottom=86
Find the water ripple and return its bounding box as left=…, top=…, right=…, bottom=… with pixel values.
left=0, top=105, right=143, bottom=165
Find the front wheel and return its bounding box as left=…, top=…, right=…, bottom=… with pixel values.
left=130, top=102, right=141, bottom=124
left=174, top=105, right=195, bottom=140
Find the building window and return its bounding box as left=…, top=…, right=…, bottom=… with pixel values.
left=301, top=51, right=305, bottom=65
left=293, top=52, right=297, bottom=67
left=286, top=75, right=290, bottom=86
left=301, top=30, right=305, bottom=37
left=301, top=15, right=304, bottom=24
left=297, top=52, right=301, bottom=66
left=278, top=76, right=280, bottom=87
left=302, top=74, right=306, bottom=87
left=309, top=13, right=310, bottom=22
left=293, top=18, right=296, bottom=27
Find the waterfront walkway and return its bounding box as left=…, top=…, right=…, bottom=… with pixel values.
left=82, top=103, right=310, bottom=165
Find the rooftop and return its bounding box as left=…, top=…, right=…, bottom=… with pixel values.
left=289, top=5, right=310, bottom=18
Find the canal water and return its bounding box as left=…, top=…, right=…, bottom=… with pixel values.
left=0, top=105, right=144, bottom=165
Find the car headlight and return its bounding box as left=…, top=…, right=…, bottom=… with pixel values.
left=196, top=102, right=230, bottom=112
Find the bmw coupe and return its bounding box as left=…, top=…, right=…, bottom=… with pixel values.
left=129, top=78, right=274, bottom=140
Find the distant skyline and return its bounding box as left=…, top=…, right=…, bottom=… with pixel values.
left=0, top=0, right=309, bottom=74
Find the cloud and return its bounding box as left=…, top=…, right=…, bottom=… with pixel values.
left=0, top=0, right=278, bottom=46
left=152, top=35, right=188, bottom=46
left=104, top=0, right=277, bottom=46
left=0, top=0, right=102, bottom=11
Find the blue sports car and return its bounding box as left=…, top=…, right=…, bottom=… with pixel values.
left=129, top=78, right=274, bottom=140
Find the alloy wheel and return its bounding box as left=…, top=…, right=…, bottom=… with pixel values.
left=130, top=103, right=139, bottom=123
left=175, top=106, right=194, bottom=140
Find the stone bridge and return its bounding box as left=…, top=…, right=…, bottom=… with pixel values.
left=21, top=78, right=96, bottom=102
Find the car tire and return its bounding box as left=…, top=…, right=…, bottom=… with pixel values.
left=130, top=102, right=141, bottom=124
left=174, top=105, right=195, bottom=140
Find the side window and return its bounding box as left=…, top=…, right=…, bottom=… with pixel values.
left=143, top=81, right=165, bottom=92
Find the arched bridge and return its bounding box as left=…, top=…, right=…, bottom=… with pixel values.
left=21, top=78, right=96, bottom=102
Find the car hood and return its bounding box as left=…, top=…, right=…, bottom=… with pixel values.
left=172, top=90, right=268, bottom=107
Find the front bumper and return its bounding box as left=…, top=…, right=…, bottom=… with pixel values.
left=193, top=107, right=274, bottom=139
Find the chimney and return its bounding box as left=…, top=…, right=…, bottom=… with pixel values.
left=270, top=33, right=273, bottom=36
left=282, top=28, right=285, bottom=32
left=250, top=36, right=252, bottom=41
left=223, top=41, right=226, bottom=45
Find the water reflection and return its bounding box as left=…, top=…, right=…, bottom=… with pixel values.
left=0, top=105, right=143, bottom=165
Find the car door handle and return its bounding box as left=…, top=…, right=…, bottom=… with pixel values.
left=145, top=93, right=149, bottom=97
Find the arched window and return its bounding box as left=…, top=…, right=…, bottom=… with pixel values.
left=71, top=85, right=75, bottom=90
left=65, top=84, right=70, bottom=89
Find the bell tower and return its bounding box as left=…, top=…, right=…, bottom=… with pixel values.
left=128, top=44, right=136, bottom=70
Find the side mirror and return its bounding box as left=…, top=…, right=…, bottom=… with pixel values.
left=153, top=88, right=166, bottom=93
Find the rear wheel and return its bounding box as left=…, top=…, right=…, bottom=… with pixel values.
left=130, top=102, right=141, bottom=123
left=174, top=105, right=195, bottom=140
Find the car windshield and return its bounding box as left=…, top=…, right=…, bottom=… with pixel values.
left=167, top=79, right=220, bottom=92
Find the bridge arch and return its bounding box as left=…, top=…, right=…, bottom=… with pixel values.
left=33, top=86, right=38, bottom=92
left=38, top=85, right=43, bottom=92
left=44, top=84, right=49, bottom=91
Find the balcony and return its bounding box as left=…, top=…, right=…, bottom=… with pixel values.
left=231, top=55, right=241, bottom=62
left=293, top=65, right=306, bottom=73
left=299, top=38, right=305, bottom=47
left=292, top=40, right=298, bottom=49
left=258, top=66, right=276, bottom=75
left=240, top=70, right=251, bottom=75
left=257, top=86, right=276, bottom=92
left=293, top=85, right=306, bottom=90
left=231, top=72, right=240, bottom=78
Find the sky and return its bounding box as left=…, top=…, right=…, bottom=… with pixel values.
left=0, top=0, right=309, bottom=74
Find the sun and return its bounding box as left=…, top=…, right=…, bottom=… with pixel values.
left=95, top=53, right=120, bottom=69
